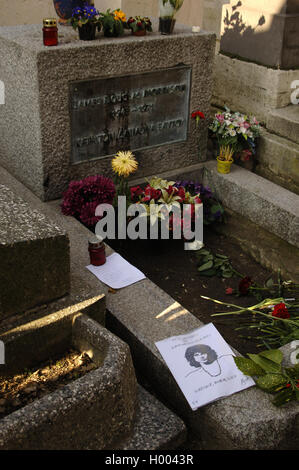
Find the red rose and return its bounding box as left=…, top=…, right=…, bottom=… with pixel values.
left=143, top=185, right=161, bottom=202
left=130, top=186, right=143, bottom=201
left=225, top=287, right=234, bottom=295
left=238, top=276, right=252, bottom=295
left=176, top=186, right=186, bottom=202
left=272, top=303, right=290, bottom=319
left=166, top=185, right=178, bottom=196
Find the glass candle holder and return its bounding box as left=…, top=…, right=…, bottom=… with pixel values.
left=88, top=236, right=106, bottom=266
left=43, top=18, right=58, bottom=46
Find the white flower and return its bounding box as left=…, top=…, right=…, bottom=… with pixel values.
left=229, top=129, right=237, bottom=137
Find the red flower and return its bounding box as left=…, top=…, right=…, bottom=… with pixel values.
left=130, top=186, right=144, bottom=202
left=272, top=303, right=290, bottom=319
left=166, top=185, right=178, bottom=196
left=143, top=185, right=161, bottom=202
left=176, top=186, right=186, bottom=202
left=79, top=201, right=102, bottom=227
left=238, top=276, right=252, bottom=295
left=191, top=110, right=205, bottom=120
left=225, top=287, right=234, bottom=295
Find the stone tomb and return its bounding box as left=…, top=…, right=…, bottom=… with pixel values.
left=0, top=23, right=215, bottom=201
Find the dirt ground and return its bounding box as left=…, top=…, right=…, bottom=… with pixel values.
left=107, top=226, right=274, bottom=356
left=0, top=350, right=97, bottom=419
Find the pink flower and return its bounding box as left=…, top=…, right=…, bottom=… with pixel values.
left=216, top=114, right=225, bottom=123
left=225, top=287, right=234, bottom=295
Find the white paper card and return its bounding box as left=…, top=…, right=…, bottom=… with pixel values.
left=86, top=252, right=146, bottom=289
left=155, top=323, right=255, bottom=411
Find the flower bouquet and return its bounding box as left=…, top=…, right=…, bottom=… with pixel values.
left=61, top=174, right=115, bottom=227
left=209, top=108, right=261, bottom=171
left=127, top=16, right=152, bottom=36
left=129, top=177, right=202, bottom=246
left=100, top=9, right=128, bottom=37
left=69, top=3, right=101, bottom=40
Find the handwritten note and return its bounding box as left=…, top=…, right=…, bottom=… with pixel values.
left=86, top=252, right=146, bottom=289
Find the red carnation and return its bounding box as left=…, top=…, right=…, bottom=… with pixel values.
left=272, top=303, right=290, bottom=319
left=191, top=110, right=205, bottom=121
left=238, top=276, right=252, bottom=295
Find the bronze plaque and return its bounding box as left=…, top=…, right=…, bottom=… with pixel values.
left=69, top=65, right=191, bottom=164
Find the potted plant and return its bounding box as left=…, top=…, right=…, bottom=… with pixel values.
left=127, top=16, right=152, bottom=36
left=209, top=108, right=261, bottom=172
left=53, top=0, right=94, bottom=25
left=216, top=145, right=234, bottom=174
left=100, top=9, right=128, bottom=38
left=159, top=0, right=184, bottom=34
left=69, top=3, right=101, bottom=40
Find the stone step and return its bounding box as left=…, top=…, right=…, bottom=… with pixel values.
left=203, top=160, right=299, bottom=249
left=256, top=128, right=299, bottom=195
left=119, top=385, right=187, bottom=450
left=266, top=105, right=299, bottom=146
left=0, top=185, right=70, bottom=319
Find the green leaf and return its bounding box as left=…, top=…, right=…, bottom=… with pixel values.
left=198, top=268, right=217, bottom=277
left=272, top=388, right=293, bottom=407
left=258, top=349, right=283, bottom=365
left=255, top=374, right=286, bottom=392
left=248, top=353, right=281, bottom=374
left=234, top=357, right=264, bottom=376
left=198, top=260, right=213, bottom=272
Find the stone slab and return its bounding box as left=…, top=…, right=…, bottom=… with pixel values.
left=212, top=53, right=299, bottom=123
left=267, top=105, right=299, bottom=146
left=203, top=160, right=299, bottom=249
left=213, top=207, right=299, bottom=284
left=256, top=128, right=299, bottom=195
left=0, top=22, right=216, bottom=201
left=119, top=386, right=187, bottom=450
left=0, top=314, right=137, bottom=450
left=0, top=184, right=70, bottom=319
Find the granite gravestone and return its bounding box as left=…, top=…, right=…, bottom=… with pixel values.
left=0, top=23, right=215, bottom=201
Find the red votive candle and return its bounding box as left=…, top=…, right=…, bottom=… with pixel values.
left=88, top=236, right=106, bottom=266
left=43, top=18, right=58, bottom=46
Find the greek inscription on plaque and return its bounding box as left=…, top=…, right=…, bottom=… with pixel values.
left=70, top=66, right=191, bottom=164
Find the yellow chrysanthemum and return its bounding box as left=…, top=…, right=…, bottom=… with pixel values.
left=113, top=9, right=126, bottom=22
left=112, top=151, right=138, bottom=177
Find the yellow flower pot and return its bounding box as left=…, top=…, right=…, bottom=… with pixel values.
left=217, top=157, right=233, bottom=174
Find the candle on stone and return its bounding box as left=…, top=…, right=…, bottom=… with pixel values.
left=43, top=18, right=58, bottom=47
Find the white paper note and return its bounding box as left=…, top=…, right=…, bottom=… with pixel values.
left=86, top=252, right=146, bottom=289
left=155, top=323, right=255, bottom=411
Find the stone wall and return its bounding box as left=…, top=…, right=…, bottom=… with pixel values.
left=0, top=0, right=121, bottom=26
left=0, top=0, right=204, bottom=27
left=220, top=0, right=299, bottom=68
